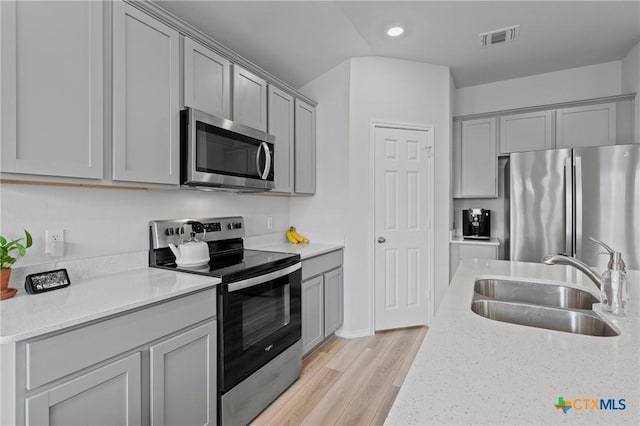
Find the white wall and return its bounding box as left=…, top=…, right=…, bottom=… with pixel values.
left=622, top=42, right=640, bottom=143
left=455, top=61, right=623, bottom=116
left=0, top=184, right=289, bottom=266
left=345, top=57, right=451, bottom=336
left=289, top=60, right=350, bottom=243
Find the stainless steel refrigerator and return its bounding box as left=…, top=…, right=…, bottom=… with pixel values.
left=510, top=144, right=639, bottom=270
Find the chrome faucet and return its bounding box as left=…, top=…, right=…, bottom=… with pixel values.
left=542, top=254, right=602, bottom=290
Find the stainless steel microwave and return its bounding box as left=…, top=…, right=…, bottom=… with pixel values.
left=180, top=108, right=275, bottom=192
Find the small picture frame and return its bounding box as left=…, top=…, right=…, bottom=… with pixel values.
left=25, top=269, right=71, bottom=294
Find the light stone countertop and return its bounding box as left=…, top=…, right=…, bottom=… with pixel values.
left=245, top=241, right=344, bottom=260
left=0, top=268, right=220, bottom=344
left=450, top=235, right=501, bottom=246
left=386, top=259, right=640, bottom=425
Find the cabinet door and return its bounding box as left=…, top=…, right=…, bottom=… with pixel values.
left=0, top=0, right=103, bottom=178
left=233, top=66, right=267, bottom=131
left=294, top=99, right=317, bottom=194
left=302, top=276, right=324, bottom=355
left=324, top=267, right=343, bottom=337
left=268, top=86, right=295, bottom=193
left=556, top=103, right=616, bottom=148
left=500, top=110, right=554, bottom=154
left=184, top=37, right=231, bottom=119
left=460, top=117, right=497, bottom=197
left=25, top=353, right=141, bottom=426
left=150, top=321, right=216, bottom=426
left=112, top=1, right=180, bottom=184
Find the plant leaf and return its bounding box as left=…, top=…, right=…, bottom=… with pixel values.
left=15, top=243, right=26, bottom=257
left=25, top=230, right=33, bottom=248
left=0, top=236, right=6, bottom=245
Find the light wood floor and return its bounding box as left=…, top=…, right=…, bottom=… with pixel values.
left=251, top=326, right=428, bottom=426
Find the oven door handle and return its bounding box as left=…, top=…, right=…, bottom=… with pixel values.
left=227, top=263, right=301, bottom=293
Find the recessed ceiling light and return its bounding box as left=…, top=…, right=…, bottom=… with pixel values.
left=387, top=26, right=404, bottom=37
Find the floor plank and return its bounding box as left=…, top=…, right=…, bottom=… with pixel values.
left=250, top=326, right=428, bottom=426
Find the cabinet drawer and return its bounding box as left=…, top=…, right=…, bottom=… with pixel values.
left=25, top=289, right=215, bottom=390
left=301, top=250, right=343, bottom=281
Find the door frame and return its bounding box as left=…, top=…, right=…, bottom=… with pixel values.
left=369, top=120, right=436, bottom=330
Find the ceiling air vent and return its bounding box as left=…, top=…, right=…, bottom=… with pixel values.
left=479, top=25, right=520, bottom=47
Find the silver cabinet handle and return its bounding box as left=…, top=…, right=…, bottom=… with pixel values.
left=377, top=236, right=386, bottom=244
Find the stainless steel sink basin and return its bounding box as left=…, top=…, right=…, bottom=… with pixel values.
left=474, top=278, right=597, bottom=310
left=471, top=299, right=619, bottom=337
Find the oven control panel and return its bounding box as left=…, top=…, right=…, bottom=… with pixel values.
left=150, top=217, right=245, bottom=249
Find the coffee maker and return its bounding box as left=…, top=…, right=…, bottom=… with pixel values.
left=462, top=208, right=491, bottom=240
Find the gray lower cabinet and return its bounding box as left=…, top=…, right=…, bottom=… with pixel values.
left=8, top=289, right=216, bottom=426
left=323, top=267, right=344, bottom=337
left=301, top=250, right=344, bottom=355
left=150, top=322, right=217, bottom=426
left=25, top=353, right=142, bottom=426
left=302, top=276, right=324, bottom=355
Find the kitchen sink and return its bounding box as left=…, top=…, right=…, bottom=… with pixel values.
left=474, top=278, right=598, bottom=310
left=471, top=299, right=619, bottom=337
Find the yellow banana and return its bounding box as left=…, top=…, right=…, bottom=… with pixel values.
left=289, top=227, right=309, bottom=244
left=286, top=229, right=299, bottom=244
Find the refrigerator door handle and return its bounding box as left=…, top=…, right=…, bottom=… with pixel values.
left=564, top=157, right=573, bottom=256
left=574, top=156, right=583, bottom=259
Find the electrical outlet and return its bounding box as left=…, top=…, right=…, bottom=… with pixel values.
left=267, top=217, right=273, bottom=230
left=46, top=229, right=65, bottom=257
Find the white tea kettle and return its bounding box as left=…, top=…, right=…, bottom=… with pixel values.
left=168, top=222, right=210, bottom=267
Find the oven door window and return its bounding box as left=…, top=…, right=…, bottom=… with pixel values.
left=241, top=282, right=290, bottom=350
left=195, top=121, right=274, bottom=180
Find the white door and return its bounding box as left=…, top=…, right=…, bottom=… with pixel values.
left=374, top=125, right=433, bottom=331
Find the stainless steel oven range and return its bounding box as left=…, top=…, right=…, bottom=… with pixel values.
left=149, top=217, right=302, bottom=425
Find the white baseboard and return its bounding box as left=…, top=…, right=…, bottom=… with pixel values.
left=334, top=327, right=373, bottom=339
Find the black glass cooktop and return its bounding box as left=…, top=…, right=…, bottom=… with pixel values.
left=153, top=249, right=299, bottom=283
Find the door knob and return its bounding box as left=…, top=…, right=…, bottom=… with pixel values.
left=377, top=236, right=386, bottom=244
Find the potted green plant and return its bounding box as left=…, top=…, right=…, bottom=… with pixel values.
left=1, top=230, right=33, bottom=291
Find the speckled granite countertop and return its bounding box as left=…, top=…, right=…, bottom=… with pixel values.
left=0, top=268, right=220, bottom=343
left=386, top=259, right=640, bottom=425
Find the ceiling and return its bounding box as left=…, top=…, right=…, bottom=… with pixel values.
left=156, top=1, right=640, bottom=89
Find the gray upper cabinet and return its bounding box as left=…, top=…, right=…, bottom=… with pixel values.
left=294, top=99, right=317, bottom=194
left=233, top=65, right=268, bottom=131
left=457, top=117, right=497, bottom=198
left=268, top=86, right=295, bottom=193
left=25, top=353, right=142, bottom=426
left=0, top=0, right=103, bottom=179
left=556, top=103, right=616, bottom=149
left=499, top=110, right=554, bottom=154
left=183, top=37, right=231, bottom=119
left=112, top=1, right=180, bottom=184
left=150, top=321, right=216, bottom=426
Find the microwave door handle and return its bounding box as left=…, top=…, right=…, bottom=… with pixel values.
left=255, top=143, right=263, bottom=177
left=261, top=142, right=271, bottom=180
